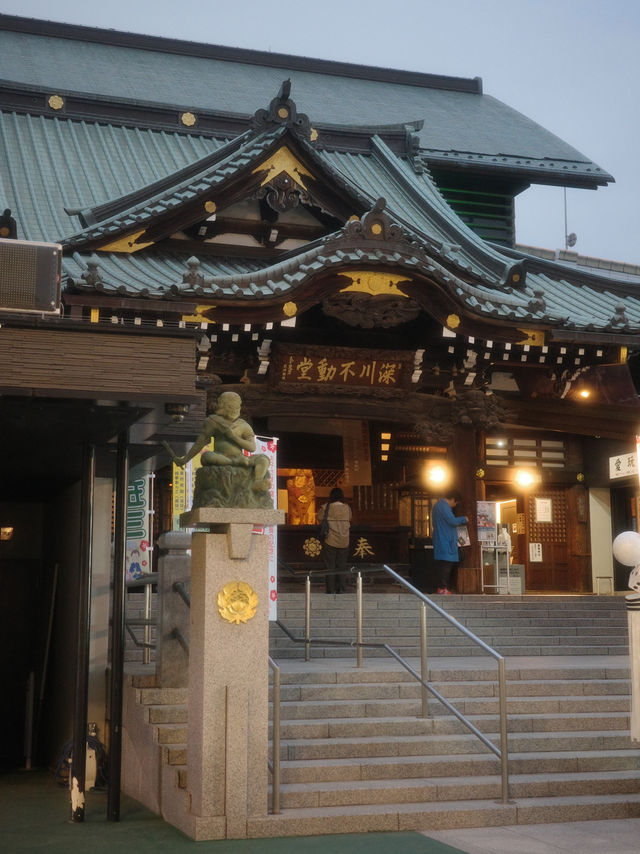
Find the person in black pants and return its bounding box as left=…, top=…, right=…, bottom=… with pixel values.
left=431, top=491, right=467, bottom=594
left=317, top=487, right=352, bottom=594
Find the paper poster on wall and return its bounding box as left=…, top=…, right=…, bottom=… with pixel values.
left=529, top=542, right=543, bottom=562
left=534, top=497, right=553, bottom=523
left=256, top=436, right=279, bottom=621
left=476, top=500, right=497, bottom=545
left=126, top=475, right=153, bottom=580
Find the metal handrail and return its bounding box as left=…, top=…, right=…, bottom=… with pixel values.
left=267, top=656, right=281, bottom=815
left=172, top=580, right=191, bottom=608
left=170, top=627, right=189, bottom=655
left=125, top=572, right=158, bottom=664
left=126, top=572, right=158, bottom=587
left=125, top=623, right=155, bottom=649
left=275, top=562, right=511, bottom=803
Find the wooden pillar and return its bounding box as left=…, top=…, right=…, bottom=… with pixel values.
left=451, top=425, right=483, bottom=586
left=567, top=483, right=592, bottom=592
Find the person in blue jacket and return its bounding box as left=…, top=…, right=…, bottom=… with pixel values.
left=431, top=491, right=468, bottom=594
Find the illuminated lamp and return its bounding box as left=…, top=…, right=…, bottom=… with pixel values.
left=514, top=469, right=535, bottom=487
left=425, top=463, right=450, bottom=487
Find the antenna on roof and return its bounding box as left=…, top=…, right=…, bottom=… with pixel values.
left=563, top=188, right=577, bottom=250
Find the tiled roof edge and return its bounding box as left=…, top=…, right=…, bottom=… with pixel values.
left=0, top=14, right=483, bottom=94
left=501, top=244, right=640, bottom=291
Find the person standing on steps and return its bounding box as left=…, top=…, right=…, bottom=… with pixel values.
left=431, top=491, right=468, bottom=594
left=318, top=487, right=352, bottom=594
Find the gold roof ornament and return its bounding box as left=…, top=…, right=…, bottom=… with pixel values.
left=217, top=581, right=259, bottom=624
left=181, top=112, right=197, bottom=127
left=252, top=146, right=314, bottom=190
left=48, top=95, right=64, bottom=110
left=340, top=271, right=410, bottom=298
left=99, top=229, right=154, bottom=253
left=517, top=329, right=545, bottom=347
left=446, top=313, right=461, bottom=330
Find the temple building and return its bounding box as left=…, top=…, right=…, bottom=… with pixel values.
left=1, top=13, right=640, bottom=771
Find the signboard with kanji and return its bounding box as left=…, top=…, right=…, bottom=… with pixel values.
left=272, top=344, right=413, bottom=392
left=609, top=451, right=638, bottom=481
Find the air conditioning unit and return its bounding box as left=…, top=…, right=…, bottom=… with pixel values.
left=0, top=237, right=62, bottom=315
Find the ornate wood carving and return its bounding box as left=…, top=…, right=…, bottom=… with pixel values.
left=414, top=390, right=511, bottom=444
left=255, top=172, right=309, bottom=213
left=322, top=291, right=420, bottom=328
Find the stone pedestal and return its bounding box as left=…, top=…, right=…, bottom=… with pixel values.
left=181, top=507, right=284, bottom=840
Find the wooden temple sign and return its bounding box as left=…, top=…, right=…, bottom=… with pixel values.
left=272, top=345, right=413, bottom=391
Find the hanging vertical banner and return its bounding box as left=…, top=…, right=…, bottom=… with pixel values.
left=126, top=475, right=153, bottom=580
left=171, top=442, right=213, bottom=529
left=171, top=461, right=190, bottom=529
left=256, top=436, right=279, bottom=620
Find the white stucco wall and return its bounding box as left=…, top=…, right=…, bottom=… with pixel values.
left=589, top=488, right=614, bottom=594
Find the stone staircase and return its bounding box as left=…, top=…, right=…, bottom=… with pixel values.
left=264, top=657, right=640, bottom=833
left=122, top=593, right=640, bottom=837
left=270, top=592, right=630, bottom=658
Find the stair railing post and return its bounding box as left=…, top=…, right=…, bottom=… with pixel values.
left=305, top=574, right=311, bottom=662
left=270, top=659, right=281, bottom=815
left=498, top=656, right=510, bottom=803
left=356, top=571, right=363, bottom=668
left=420, top=602, right=428, bottom=717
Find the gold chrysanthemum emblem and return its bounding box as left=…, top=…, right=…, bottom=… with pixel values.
left=217, top=581, right=259, bottom=624
left=303, top=537, right=322, bottom=557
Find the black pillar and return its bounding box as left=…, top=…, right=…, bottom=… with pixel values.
left=107, top=430, right=129, bottom=821
left=70, top=443, right=95, bottom=822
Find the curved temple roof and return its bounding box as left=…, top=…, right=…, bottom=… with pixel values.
left=0, top=14, right=612, bottom=188
left=0, top=16, right=637, bottom=341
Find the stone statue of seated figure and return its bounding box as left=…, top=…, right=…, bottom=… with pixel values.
left=163, top=391, right=272, bottom=509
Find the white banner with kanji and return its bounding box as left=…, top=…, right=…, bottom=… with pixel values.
left=256, top=436, right=278, bottom=620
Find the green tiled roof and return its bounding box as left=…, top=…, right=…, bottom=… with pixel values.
left=1, top=16, right=637, bottom=338
left=0, top=110, right=222, bottom=241
left=0, top=15, right=612, bottom=187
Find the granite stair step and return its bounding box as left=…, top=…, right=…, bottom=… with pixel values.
left=249, top=793, right=640, bottom=837
left=155, top=724, right=188, bottom=744
left=276, top=768, right=640, bottom=808
left=147, top=704, right=188, bottom=724
left=277, top=748, right=640, bottom=784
